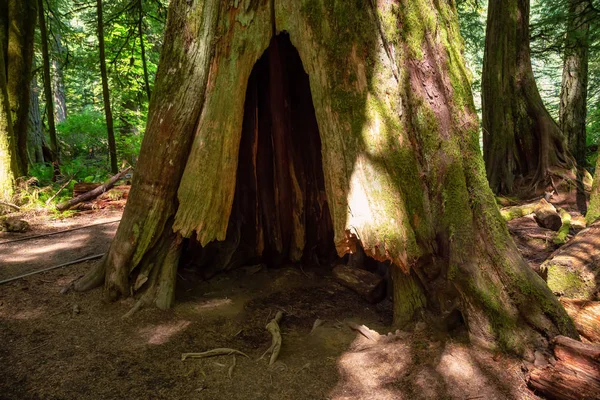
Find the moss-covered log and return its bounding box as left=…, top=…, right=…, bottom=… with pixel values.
left=75, top=0, right=577, bottom=354
left=482, top=0, right=574, bottom=196
left=542, top=221, right=600, bottom=300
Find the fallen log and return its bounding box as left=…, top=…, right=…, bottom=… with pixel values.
left=73, top=182, right=101, bottom=197
left=553, top=208, right=572, bottom=245
left=56, top=167, right=132, bottom=212
left=534, top=199, right=562, bottom=231
left=528, top=336, right=600, bottom=400
left=332, top=265, right=386, bottom=304
left=541, top=221, right=600, bottom=300
left=560, top=299, right=600, bottom=343
left=500, top=202, right=537, bottom=221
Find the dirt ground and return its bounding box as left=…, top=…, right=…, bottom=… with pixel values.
left=0, top=202, right=567, bottom=400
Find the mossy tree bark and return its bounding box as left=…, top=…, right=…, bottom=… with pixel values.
left=6, top=0, right=37, bottom=177
left=482, top=0, right=574, bottom=196
left=0, top=9, right=18, bottom=201
left=76, top=0, right=577, bottom=354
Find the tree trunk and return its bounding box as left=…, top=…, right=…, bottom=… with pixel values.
left=27, top=73, right=46, bottom=164
left=482, top=0, right=574, bottom=196
left=138, top=0, right=151, bottom=101
left=587, top=151, right=600, bottom=224
left=0, top=11, right=18, bottom=202
left=51, top=34, right=67, bottom=123
left=96, top=0, right=118, bottom=174
left=74, top=0, right=577, bottom=354
left=38, top=0, right=60, bottom=179
left=6, top=0, right=37, bottom=176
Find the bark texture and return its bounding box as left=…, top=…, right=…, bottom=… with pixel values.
left=6, top=0, right=37, bottom=176
left=559, top=0, right=589, bottom=168
left=38, top=0, right=60, bottom=176
left=0, top=11, right=18, bottom=201
left=482, top=0, right=574, bottom=195
left=27, top=74, right=45, bottom=164
left=96, top=0, right=118, bottom=174
left=78, top=0, right=577, bottom=353
left=51, top=34, right=67, bottom=123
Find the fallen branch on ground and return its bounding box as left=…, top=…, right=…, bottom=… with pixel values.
left=0, top=200, right=20, bottom=211
left=56, top=167, right=131, bottom=211
left=46, top=175, right=75, bottom=205
left=260, top=311, right=283, bottom=365
left=181, top=348, right=249, bottom=361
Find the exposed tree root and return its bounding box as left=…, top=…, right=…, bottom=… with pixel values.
left=260, top=311, right=283, bottom=365
left=227, top=354, right=236, bottom=379
left=346, top=321, right=380, bottom=342
left=181, top=348, right=249, bottom=361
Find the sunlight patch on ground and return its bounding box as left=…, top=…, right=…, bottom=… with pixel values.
left=138, top=320, right=191, bottom=345
left=7, top=307, right=46, bottom=320
left=194, top=297, right=233, bottom=312
left=331, top=335, right=410, bottom=400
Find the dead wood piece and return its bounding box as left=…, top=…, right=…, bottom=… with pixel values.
left=0, top=200, right=20, bottom=211
left=332, top=265, right=386, bottom=304
left=534, top=199, right=562, bottom=231
left=46, top=175, right=74, bottom=205
left=500, top=202, right=537, bottom=221
left=561, top=299, right=600, bottom=343
left=56, top=167, right=131, bottom=211
left=181, top=348, right=250, bottom=361
left=346, top=321, right=380, bottom=342
left=528, top=336, right=600, bottom=400
left=260, top=311, right=283, bottom=365
left=309, top=318, right=324, bottom=335
left=72, top=182, right=101, bottom=197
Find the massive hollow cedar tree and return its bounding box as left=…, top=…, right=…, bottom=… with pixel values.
left=74, top=0, right=577, bottom=353
left=482, top=0, right=574, bottom=196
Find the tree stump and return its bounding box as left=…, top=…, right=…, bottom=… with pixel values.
left=528, top=336, right=600, bottom=400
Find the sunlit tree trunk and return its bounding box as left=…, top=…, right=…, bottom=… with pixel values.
left=96, top=0, right=118, bottom=174
left=6, top=0, right=37, bottom=176
left=0, top=13, right=18, bottom=201
left=74, top=0, right=577, bottom=354
left=38, top=0, right=60, bottom=179
left=482, top=0, right=574, bottom=196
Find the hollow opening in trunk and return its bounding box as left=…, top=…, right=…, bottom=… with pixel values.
left=180, top=33, right=338, bottom=278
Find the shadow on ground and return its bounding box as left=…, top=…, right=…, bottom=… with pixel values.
left=0, top=262, right=539, bottom=400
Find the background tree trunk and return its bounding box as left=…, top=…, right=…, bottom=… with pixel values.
left=51, top=34, right=67, bottom=123
left=482, top=0, right=574, bottom=196
left=138, top=0, right=151, bottom=101
left=38, top=0, right=60, bottom=179
left=6, top=0, right=37, bottom=177
left=77, top=0, right=577, bottom=354
left=96, top=0, right=118, bottom=174
left=27, top=72, right=46, bottom=164
left=559, top=0, right=589, bottom=168
left=587, top=151, right=600, bottom=224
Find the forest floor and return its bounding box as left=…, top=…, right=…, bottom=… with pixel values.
left=0, top=191, right=587, bottom=400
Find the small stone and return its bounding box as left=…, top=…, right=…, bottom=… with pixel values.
left=72, top=304, right=81, bottom=315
